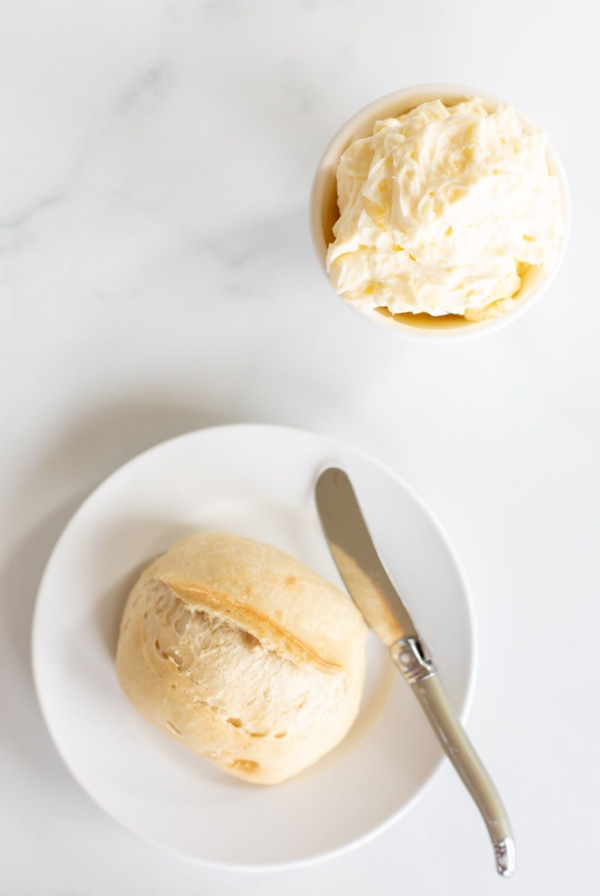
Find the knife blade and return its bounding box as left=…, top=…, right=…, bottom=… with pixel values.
left=315, top=466, right=417, bottom=646
left=315, top=466, right=516, bottom=878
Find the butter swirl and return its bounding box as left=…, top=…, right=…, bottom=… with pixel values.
left=327, top=99, right=565, bottom=319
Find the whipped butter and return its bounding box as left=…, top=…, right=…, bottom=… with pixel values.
left=326, top=99, right=565, bottom=320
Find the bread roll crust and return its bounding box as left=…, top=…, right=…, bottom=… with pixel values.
left=116, top=532, right=366, bottom=784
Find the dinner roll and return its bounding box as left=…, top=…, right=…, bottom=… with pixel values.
left=116, top=532, right=366, bottom=784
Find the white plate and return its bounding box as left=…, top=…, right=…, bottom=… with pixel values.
left=32, top=424, right=476, bottom=870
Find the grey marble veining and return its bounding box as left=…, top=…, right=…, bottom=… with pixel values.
left=0, top=1, right=598, bottom=894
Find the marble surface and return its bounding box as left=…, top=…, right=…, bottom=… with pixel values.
left=1, top=1, right=598, bottom=893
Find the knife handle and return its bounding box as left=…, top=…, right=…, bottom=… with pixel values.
left=391, top=637, right=516, bottom=878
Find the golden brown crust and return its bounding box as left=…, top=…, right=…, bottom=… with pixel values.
left=115, top=532, right=367, bottom=784
left=153, top=532, right=366, bottom=671
left=163, top=582, right=340, bottom=673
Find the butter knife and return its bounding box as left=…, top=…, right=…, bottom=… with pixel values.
left=315, top=467, right=515, bottom=877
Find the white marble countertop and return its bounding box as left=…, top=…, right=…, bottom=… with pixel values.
left=1, top=1, right=598, bottom=893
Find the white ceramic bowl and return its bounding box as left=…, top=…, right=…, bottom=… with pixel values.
left=310, top=83, right=571, bottom=343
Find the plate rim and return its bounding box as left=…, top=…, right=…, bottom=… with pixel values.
left=31, top=422, right=478, bottom=871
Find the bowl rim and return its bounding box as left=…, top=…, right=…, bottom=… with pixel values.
left=309, top=83, right=572, bottom=343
